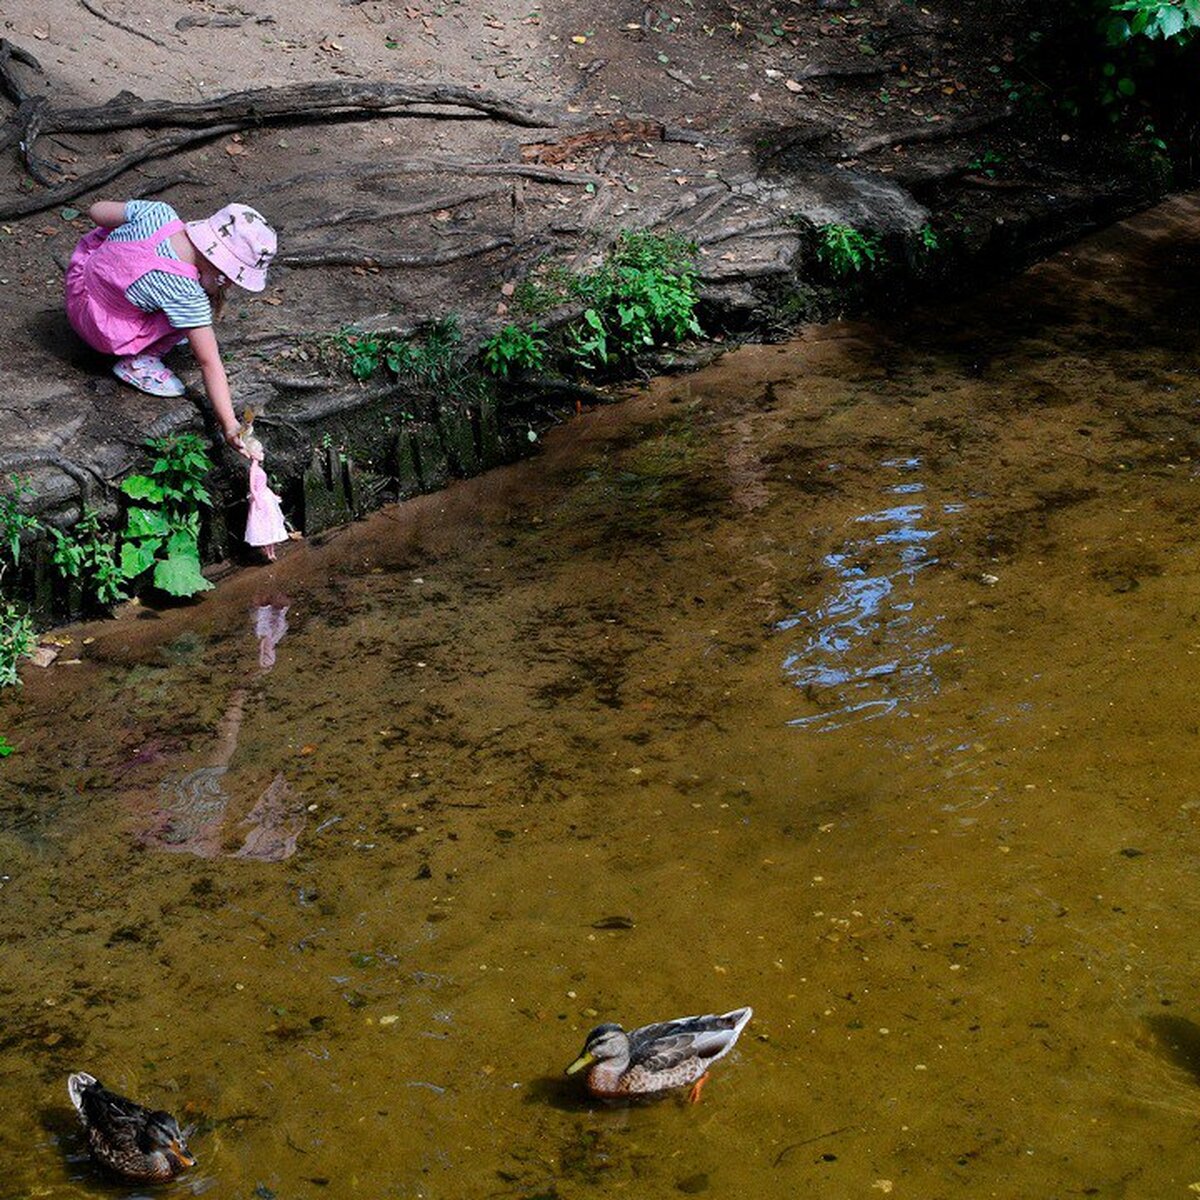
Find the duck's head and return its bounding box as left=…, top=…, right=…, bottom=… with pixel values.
left=141, top=1112, right=196, bottom=1170
left=566, top=1023, right=629, bottom=1076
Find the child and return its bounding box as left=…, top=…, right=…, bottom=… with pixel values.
left=64, top=199, right=276, bottom=454
left=242, top=429, right=287, bottom=561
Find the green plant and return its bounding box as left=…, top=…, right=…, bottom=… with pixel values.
left=815, top=224, right=883, bottom=276
left=564, top=231, right=702, bottom=371
left=334, top=316, right=466, bottom=387
left=334, top=329, right=384, bottom=380
left=48, top=507, right=126, bottom=606
left=0, top=475, right=41, bottom=581
left=118, top=434, right=214, bottom=597
left=1102, top=0, right=1200, bottom=43
left=918, top=223, right=940, bottom=252
left=482, top=323, right=547, bottom=379
left=0, top=601, right=33, bottom=687
left=0, top=734, right=13, bottom=757
left=967, top=147, right=1006, bottom=177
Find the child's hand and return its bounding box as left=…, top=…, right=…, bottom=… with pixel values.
left=223, top=428, right=251, bottom=459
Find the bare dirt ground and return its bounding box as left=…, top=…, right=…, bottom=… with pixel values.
left=0, top=0, right=1156, bottom=528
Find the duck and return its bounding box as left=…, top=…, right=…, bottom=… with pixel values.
left=67, top=1071, right=196, bottom=1183
left=565, top=1006, right=752, bottom=1102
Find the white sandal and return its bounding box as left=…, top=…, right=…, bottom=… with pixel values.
left=113, top=355, right=186, bottom=398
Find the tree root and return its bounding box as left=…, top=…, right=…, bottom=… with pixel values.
left=257, top=158, right=604, bottom=195
left=278, top=236, right=514, bottom=269
left=41, top=79, right=554, bottom=138
left=0, top=69, right=559, bottom=218
left=0, top=121, right=245, bottom=220
left=287, top=186, right=506, bottom=234
left=841, top=110, right=1008, bottom=158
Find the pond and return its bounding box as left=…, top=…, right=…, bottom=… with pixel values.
left=4, top=193, right=1200, bottom=1199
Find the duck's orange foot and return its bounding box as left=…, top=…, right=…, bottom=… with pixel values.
left=687, top=1072, right=710, bottom=1104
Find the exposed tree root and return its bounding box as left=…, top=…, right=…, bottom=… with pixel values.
left=258, top=159, right=604, bottom=194
left=0, top=69, right=559, bottom=218
left=278, top=236, right=514, bottom=269
left=287, top=186, right=506, bottom=234
left=0, top=121, right=245, bottom=219
left=841, top=111, right=1008, bottom=158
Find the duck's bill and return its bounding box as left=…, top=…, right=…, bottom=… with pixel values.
left=565, top=1051, right=595, bottom=1076
left=171, top=1141, right=197, bottom=1168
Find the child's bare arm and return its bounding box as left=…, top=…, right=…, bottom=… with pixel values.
left=87, top=201, right=129, bottom=229
left=186, top=325, right=250, bottom=456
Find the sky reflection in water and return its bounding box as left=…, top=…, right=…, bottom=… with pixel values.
left=777, top=458, right=957, bottom=730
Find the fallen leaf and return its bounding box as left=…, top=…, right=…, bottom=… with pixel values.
left=748, top=90, right=762, bottom=102
left=785, top=79, right=803, bottom=92
left=37, top=225, right=59, bottom=237
left=500, top=281, right=515, bottom=296
left=300, top=744, right=317, bottom=755
left=225, top=141, right=247, bottom=157
left=32, top=28, right=48, bottom=39
left=29, top=646, right=59, bottom=668
left=262, top=295, right=283, bottom=305
left=571, top=34, right=587, bottom=44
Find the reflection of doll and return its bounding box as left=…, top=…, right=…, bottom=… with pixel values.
left=242, top=429, right=287, bottom=561
left=254, top=601, right=289, bottom=670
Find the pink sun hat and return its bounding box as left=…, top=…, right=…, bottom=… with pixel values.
left=185, top=203, right=277, bottom=292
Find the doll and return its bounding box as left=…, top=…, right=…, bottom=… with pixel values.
left=242, top=429, right=287, bottom=561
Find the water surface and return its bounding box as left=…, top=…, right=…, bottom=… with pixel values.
left=5, top=195, right=1200, bottom=1198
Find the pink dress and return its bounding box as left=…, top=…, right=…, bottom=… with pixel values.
left=64, top=219, right=200, bottom=356
left=245, top=461, right=287, bottom=548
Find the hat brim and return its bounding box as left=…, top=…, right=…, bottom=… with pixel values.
left=185, top=219, right=269, bottom=292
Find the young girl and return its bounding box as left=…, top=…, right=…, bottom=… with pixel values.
left=64, top=199, right=277, bottom=454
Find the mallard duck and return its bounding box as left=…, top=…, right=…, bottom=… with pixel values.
left=67, top=1072, right=195, bottom=1183
left=565, top=1006, right=752, bottom=1102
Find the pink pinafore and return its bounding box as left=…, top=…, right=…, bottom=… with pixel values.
left=64, top=219, right=200, bottom=357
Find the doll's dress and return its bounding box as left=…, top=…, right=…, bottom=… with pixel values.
left=245, top=460, right=286, bottom=546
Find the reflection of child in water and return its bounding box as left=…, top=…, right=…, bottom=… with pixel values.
left=242, top=429, right=287, bottom=561
left=254, top=599, right=289, bottom=670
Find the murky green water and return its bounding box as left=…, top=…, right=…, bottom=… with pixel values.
left=6, top=194, right=1200, bottom=1198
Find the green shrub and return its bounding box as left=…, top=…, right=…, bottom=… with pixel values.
left=815, top=224, right=883, bottom=276
left=482, top=323, right=547, bottom=379
left=565, top=231, right=702, bottom=371
left=118, top=434, right=214, bottom=597
left=0, top=601, right=33, bottom=687
left=334, top=316, right=465, bottom=386
left=48, top=507, right=126, bottom=606
left=0, top=475, right=40, bottom=582
left=1102, top=0, right=1200, bottom=43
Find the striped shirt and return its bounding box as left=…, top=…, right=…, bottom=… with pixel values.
left=109, top=200, right=213, bottom=330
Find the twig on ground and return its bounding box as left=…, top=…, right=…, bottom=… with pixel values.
left=78, top=0, right=172, bottom=49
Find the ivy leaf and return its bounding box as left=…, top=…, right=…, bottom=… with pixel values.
left=120, top=475, right=164, bottom=502
left=125, top=507, right=171, bottom=539
left=153, top=530, right=212, bottom=596
left=119, top=539, right=159, bottom=580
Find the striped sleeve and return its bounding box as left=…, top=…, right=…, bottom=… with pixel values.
left=126, top=272, right=214, bottom=329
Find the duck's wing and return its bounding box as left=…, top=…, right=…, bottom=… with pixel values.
left=76, top=1081, right=151, bottom=1143
left=628, top=1008, right=752, bottom=1070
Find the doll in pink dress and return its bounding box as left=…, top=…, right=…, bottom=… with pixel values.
left=242, top=431, right=287, bottom=561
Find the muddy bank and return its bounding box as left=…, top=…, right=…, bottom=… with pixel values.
left=1, top=0, right=1196, bottom=617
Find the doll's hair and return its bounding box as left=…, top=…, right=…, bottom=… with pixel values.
left=242, top=429, right=264, bottom=460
